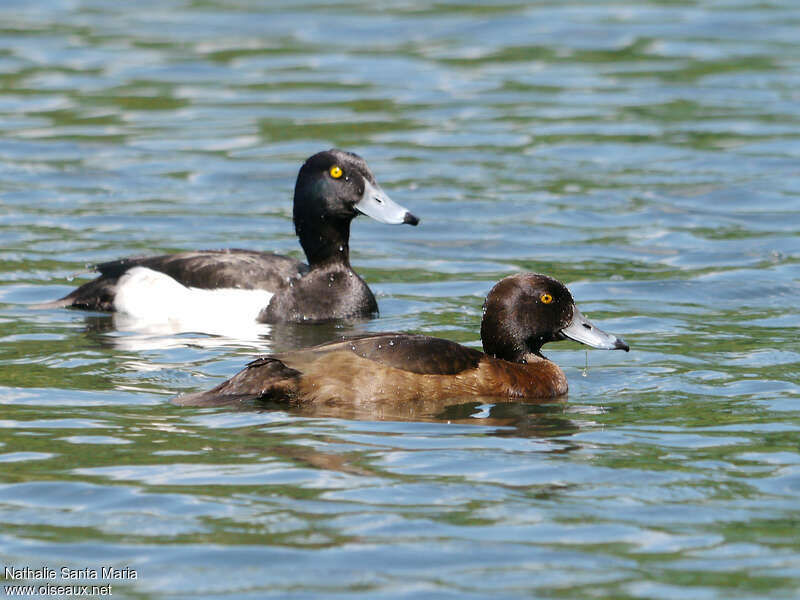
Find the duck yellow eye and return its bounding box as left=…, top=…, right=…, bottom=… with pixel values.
left=540, top=293, right=553, bottom=304
left=329, top=165, right=343, bottom=179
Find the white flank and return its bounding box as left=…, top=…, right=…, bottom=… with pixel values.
left=113, top=266, right=273, bottom=337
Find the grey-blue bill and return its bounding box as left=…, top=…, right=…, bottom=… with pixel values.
left=356, top=179, right=419, bottom=225
left=560, top=306, right=629, bottom=351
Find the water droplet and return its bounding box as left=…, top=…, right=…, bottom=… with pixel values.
left=338, top=245, right=343, bottom=252
left=582, top=350, right=589, bottom=377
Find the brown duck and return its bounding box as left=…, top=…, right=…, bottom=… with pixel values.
left=176, top=273, right=629, bottom=407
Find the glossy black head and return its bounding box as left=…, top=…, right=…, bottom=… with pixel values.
left=293, top=149, right=419, bottom=266
left=480, top=273, right=629, bottom=363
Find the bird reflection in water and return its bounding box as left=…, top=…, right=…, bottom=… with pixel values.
left=223, top=394, right=582, bottom=440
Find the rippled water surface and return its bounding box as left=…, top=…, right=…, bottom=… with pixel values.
left=1, top=1, right=799, bottom=598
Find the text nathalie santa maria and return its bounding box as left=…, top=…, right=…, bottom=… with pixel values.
left=4, top=566, right=137, bottom=581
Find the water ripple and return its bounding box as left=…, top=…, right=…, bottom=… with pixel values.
left=1, top=0, right=799, bottom=598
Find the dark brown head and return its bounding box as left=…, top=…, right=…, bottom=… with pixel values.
left=293, top=149, right=419, bottom=266
left=480, top=273, right=629, bottom=363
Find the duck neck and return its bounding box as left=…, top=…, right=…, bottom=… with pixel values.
left=482, top=344, right=546, bottom=364
left=481, top=317, right=544, bottom=363
left=485, top=345, right=526, bottom=363
left=295, top=214, right=352, bottom=268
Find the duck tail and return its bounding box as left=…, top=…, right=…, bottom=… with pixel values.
left=173, top=357, right=301, bottom=407
left=30, top=276, right=118, bottom=311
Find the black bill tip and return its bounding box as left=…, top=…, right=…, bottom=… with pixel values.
left=614, top=338, right=630, bottom=352
left=403, top=212, right=420, bottom=226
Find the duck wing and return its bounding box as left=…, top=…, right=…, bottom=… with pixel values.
left=39, top=249, right=308, bottom=311
left=277, top=333, right=484, bottom=376
left=97, top=249, right=307, bottom=290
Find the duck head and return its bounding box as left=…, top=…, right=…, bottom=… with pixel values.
left=480, top=273, right=629, bottom=363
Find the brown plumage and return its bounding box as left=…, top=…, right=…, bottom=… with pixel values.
left=176, top=273, right=629, bottom=407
